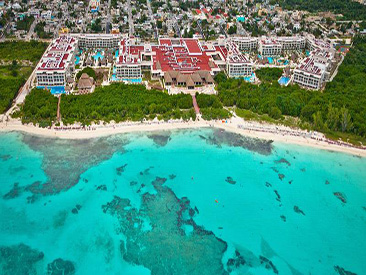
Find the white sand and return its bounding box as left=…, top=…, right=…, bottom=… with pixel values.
left=1, top=117, right=365, bottom=157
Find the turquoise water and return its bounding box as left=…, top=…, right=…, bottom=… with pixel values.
left=0, top=129, right=365, bottom=274
left=268, top=57, right=274, bottom=64
left=278, top=76, right=290, bottom=86
left=75, top=56, right=80, bottom=65
left=36, top=86, right=65, bottom=95
left=93, top=52, right=104, bottom=61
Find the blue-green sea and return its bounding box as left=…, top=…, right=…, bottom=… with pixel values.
left=0, top=129, right=365, bottom=275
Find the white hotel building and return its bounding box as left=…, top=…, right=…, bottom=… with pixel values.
left=293, top=49, right=335, bottom=90
left=229, top=37, right=258, bottom=52
left=225, top=41, right=253, bottom=77
left=258, top=38, right=283, bottom=57
left=75, top=33, right=121, bottom=49
left=115, top=38, right=142, bottom=80
left=36, top=36, right=77, bottom=87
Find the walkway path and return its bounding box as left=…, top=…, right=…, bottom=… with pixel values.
left=57, top=96, right=61, bottom=122
left=192, top=95, right=200, bottom=114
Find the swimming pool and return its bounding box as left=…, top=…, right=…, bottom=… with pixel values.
left=123, top=78, right=142, bottom=83
left=243, top=73, right=255, bottom=83
left=278, top=76, right=290, bottom=86
left=267, top=57, right=274, bottom=64
left=115, top=50, right=119, bottom=58
left=75, top=56, right=80, bottom=65
left=93, top=52, right=104, bottom=61
left=37, top=86, right=66, bottom=95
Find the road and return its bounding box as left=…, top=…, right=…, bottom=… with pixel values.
left=106, top=0, right=112, bottom=33
left=26, top=18, right=38, bottom=41
left=146, top=0, right=158, bottom=39
left=127, top=0, right=134, bottom=36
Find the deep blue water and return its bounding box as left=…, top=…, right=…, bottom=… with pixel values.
left=0, top=129, right=365, bottom=275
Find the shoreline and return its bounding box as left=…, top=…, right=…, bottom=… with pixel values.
left=1, top=118, right=365, bottom=157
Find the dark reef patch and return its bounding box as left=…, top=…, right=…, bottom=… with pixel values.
left=3, top=182, right=22, bottom=199
left=116, top=164, right=128, bottom=175
left=96, top=184, right=107, bottom=191
left=259, top=256, right=279, bottom=274
left=275, top=158, right=291, bottom=166
left=265, top=182, right=272, bottom=188
left=300, top=168, right=306, bottom=172
left=334, top=192, right=347, bottom=203
left=21, top=134, right=127, bottom=195
left=278, top=174, right=285, bottom=181
left=334, top=265, right=357, bottom=275
left=102, top=176, right=228, bottom=274
left=274, top=190, right=281, bottom=202
left=71, top=204, right=82, bottom=214
left=129, top=181, right=138, bottom=186
left=147, top=132, right=172, bottom=147
left=203, top=129, right=273, bottom=155
left=227, top=250, right=246, bottom=273
left=280, top=215, right=286, bottom=222
left=0, top=154, right=12, bottom=161
left=294, top=206, right=305, bottom=216
left=0, top=243, right=44, bottom=275
left=47, top=258, right=75, bottom=275
left=271, top=167, right=279, bottom=173
left=169, top=174, right=176, bottom=180
left=225, top=176, right=236, bottom=185
left=325, top=180, right=330, bottom=185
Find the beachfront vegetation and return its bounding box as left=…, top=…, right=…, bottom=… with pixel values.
left=0, top=40, right=48, bottom=62
left=195, top=93, right=231, bottom=120
left=277, top=0, right=366, bottom=20
left=76, top=67, right=96, bottom=80
left=214, top=36, right=366, bottom=144
left=60, top=84, right=195, bottom=125
left=255, top=68, right=283, bottom=83
left=0, top=41, right=48, bottom=114
left=14, top=88, right=58, bottom=127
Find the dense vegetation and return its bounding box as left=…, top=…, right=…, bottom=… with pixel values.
left=60, top=84, right=195, bottom=125
left=195, top=94, right=231, bottom=120
left=214, top=36, right=366, bottom=144
left=278, top=0, right=366, bottom=20
left=16, top=16, right=34, bottom=31
left=255, top=68, right=283, bottom=83
left=76, top=67, right=96, bottom=80
left=35, top=22, right=53, bottom=39
left=0, top=41, right=48, bottom=113
left=0, top=40, right=48, bottom=62
left=14, top=89, right=58, bottom=127
left=0, top=64, right=33, bottom=113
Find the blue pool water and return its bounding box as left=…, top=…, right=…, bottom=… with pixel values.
left=115, top=50, right=119, bottom=58
left=306, top=50, right=310, bottom=57
left=243, top=73, right=255, bottom=83
left=123, top=78, right=142, bottom=83
left=93, top=52, right=104, bottom=61
left=75, top=56, right=80, bottom=65
left=278, top=76, right=290, bottom=86
left=36, top=86, right=65, bottom=95
left=0, top=129, right=365, bottom=274
left=268, top=57, right=274, bottom=64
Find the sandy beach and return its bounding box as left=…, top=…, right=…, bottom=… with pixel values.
left=1, top=117, right=365, bottom=157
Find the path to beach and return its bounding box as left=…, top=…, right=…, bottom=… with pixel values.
left=1, top=117, right=365, bottom=157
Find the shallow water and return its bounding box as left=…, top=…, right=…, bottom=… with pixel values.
left=0, top=129, right=365, bottom=275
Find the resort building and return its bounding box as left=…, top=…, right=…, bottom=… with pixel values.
left=115, top=38, right=142, bottom=81
left=224, top=41, right=253, bottom=77
left=75, top=33, right=121, bottom=49
left=293, top=49, right=334, bottom=90
left=35, top=36, right=77, bottom=88
left=276, top=36, right=306, bottom=51
left=77, top=73, right=94, bottom=94
left=258, top=38, right=283, bottom=57
left=229, top=36, right=258, bottom=52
